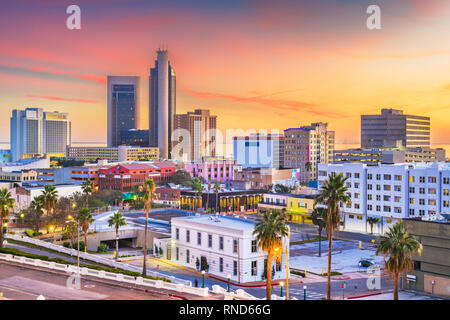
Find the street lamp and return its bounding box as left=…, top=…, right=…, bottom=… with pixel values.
left=227, top=274, right=231, bottom=293
left=303, top=285, right=307, bottom=300
left=280, top=281, right=284, bottom=298
left=201, top=270, right=205, bottom=288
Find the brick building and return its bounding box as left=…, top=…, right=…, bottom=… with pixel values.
left=98, top=162, right=176, bottom=192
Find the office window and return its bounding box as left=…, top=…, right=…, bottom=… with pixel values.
left=233, top=239, right=238, bottom=253
left=186, top=230, right=190, bottom=243
left=251, top=240, right=257, bottom=253
left=233, top=261, right=238, bottom=276
left=251, top=261, right=257, bottom=276
left=175, top=228, right=179, bottom=240
left=197, top=232, right=202, bottom=245
left=186, top=249, right=190, bottom=264
left=208, top=234, right=212, bottom=247
left=219, top=257, right=224, bottom=272
left=219, top=236, right=224, bottom=250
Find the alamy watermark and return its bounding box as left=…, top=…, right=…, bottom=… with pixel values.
left=66, top=5, right=81, bottom=30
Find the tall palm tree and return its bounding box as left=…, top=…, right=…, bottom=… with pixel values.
left=191, top=177, right=204, bottom=211
left=314, top=173, right=351, bottom=300
left=81, top=180, right=94, bottom=208
left=375, top=221, right=422, bottom=300
left=205, top=177, right=211, bottom=213
left=108, top=211, right=127, bottom=260
left=139, top=179, right=155, bottom=276
left=42, top=185, right=58, bottom=217
left=253, top=210, right=289, bottom=300
left=42, top=185, right=58, bottom=233
left=29, top=195, right=45, bottom=234
left=311, top=207, right=327, bottom=257
left=76, top=207, right=94, bottom=252
left=367, top=217, right=380, bottom=235
left=214, top=181, right=220, bottom=213
left=0, top=188, right=15, bottom=248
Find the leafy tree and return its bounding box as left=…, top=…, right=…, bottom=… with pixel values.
left=0, top=188, right=15, bottom=248
left=263, top=184, right=273, bottom=193
left=76, top=207, right=94, bottom=252
left=64, top=220, right=78, bottom=248
left=81, top=180, right=94, bottom=208
left=167, top=170, right=193, bottom=187
left=253, top=210, right=289, bottom=300
left=367, top=217, right=380, bottom=234
left=314, top=173, right=351, bottom=300
left=108, top=211, right=127, bottom=260
left=376, top=221, right=422, bottom=300
left=274, top=184, right=290, bottom=194
left=139, top=179, right=155, bottom=276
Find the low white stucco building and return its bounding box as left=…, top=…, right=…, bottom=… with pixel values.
left=155, top=214, right=289, bottom=283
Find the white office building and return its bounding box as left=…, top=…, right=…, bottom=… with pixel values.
left=10, top=108, right=71, bottom=161
left=318, top=162, right=450, bottom=234
left=154, top=215, right=289, bottom=283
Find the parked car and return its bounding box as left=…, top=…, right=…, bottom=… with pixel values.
left=358, top=259, right=375, bottom=268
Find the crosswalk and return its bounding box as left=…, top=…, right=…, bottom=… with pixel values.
left=288, top=288, right=326, bottom=300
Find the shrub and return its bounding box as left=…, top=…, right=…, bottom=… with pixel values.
left=63, top=242, right=71, bottom=248
left=290, top=270, right=306, bottom=277
left=25, top=230, right=35, bottom=237
left=97, top=243, right=107, bottom=253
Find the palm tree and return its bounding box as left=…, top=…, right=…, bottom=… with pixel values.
left=191, top=177, right=204, bottom=211
left=81, top=180, right=94, bottom=208
left=375, top=221, right=422, bottom=300
left=42, top=185, right=58, bottom=233
left=76, top=207, right=94, bottom=252
left=311, top=207, right=327, bottom=257
left=366, top=217, right=380, bottom=235
left=29, top=195, right=45, bottom=234
left=253, top=210, right=289, bottom=300
left=139, top=179, right=155, bottom=276
left=0, top=188, right=15, bottom=248
left=305, top=161, right=312, bottom=173
left=108, top=211, right=127, bottom=260
left=214, top=181, right=220, bottom=213
left=42, top=185, right=58, bottom=217
left=314, top=173, right=351, bottom=300
left=205, top=177, right=211, bottom=213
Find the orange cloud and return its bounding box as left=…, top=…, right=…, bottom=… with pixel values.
left=25, top=94, right=98, bottom=104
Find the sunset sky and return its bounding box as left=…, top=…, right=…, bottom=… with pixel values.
left=1, top=0, right=450, bottom=148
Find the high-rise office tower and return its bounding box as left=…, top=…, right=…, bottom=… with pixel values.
left=174, top=109, right=217, bottom=161
left=10, top=108, right=71, bottom=161
left=107, top=76, right=140, bottom=147
left=149, top=49, right=176, bottom=159
left=284, top=122, right=334, bottom=184
left=361, top=109, right=430, bottom=148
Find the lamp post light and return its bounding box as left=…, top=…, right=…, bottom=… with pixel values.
left=303, top=285, right=307, bottom=300
left=201, top=270, right=205, bottom=288
left=280, top=281, right=284, bottom=298
left=227, top=274, right=231, bottom=293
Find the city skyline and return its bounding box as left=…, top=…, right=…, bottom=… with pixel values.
left=1, top=0, right=450, bottom=147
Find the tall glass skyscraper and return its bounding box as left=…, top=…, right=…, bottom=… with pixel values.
left=107, top=76, right=140, bottom=147
left=149, top=49, right=176, bottom=159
